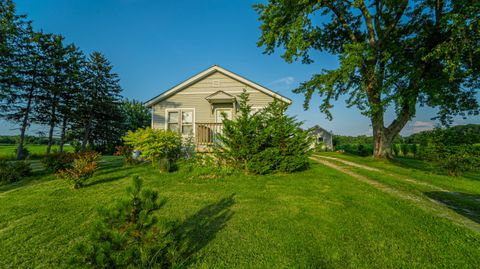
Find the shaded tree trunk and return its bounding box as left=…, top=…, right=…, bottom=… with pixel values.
left=16, top=88, right=35, bottom=160
left=59, top=116, right=67, bottom=153
left=46, top=94, right=58, bottom=154
left=81, top=114, right=93, bottom=151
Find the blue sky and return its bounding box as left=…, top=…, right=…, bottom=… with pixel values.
left=2, top=0, right=479, bottom=136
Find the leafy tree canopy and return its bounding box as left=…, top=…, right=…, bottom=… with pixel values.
left=255, top=0, right=480, bottom=157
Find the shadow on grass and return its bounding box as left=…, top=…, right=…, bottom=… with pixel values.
left=170, top=194, right=235, bottom=267
left=425, top=191, right=480, bottom=224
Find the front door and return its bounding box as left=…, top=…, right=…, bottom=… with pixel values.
left=215, top=108, right=233, bottom=123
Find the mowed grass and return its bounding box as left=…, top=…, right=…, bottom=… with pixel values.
left=1, top=157, right=480, bottom=268
left=0, top=144, right=73, bottom=159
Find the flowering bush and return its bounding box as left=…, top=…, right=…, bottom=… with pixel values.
left=57, top=151, right=100, bottom=189
left=114, top=144, right=136, bottom=165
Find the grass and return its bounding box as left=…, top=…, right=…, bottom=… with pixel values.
left=0, top=144, right=73, bottom=159
left=1, top=156, right=480, bottom=268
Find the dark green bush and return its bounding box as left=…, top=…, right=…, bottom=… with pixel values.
left=215, top=91, right=312, bottom=174
left=41, top=152, right=75, bottom=173
left=335, top=144, right=373, bottom=156
left=418, top=144, right=480, bottom=176
left=392, top=144, right=400, bottom=156
left=401, top=144, right=409, bottom=156
left=410, top=144, right=418, bottom=157
left=246, top=148, right=280, bottom=175
left=72, top=176, right=174, bottom=268
left=0, top=160, right=32, bottom=183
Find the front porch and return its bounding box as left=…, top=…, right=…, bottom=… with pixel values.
left=194, top=122, right=224, bottom=151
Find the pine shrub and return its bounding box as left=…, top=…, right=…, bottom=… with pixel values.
left=215, top=91, right=312, bottom=174
left=72, top=176, right=174, bottom=268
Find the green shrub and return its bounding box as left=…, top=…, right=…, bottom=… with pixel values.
left=418, top=144, right=480, bottom=176
left=215, top=91, right=312, bottom=174
left=246, top=148, right=280, bottom=175
left=335, top=144, right=373, bottom=156
left=123, top=128, right=182, bottom=171
left=401, top=144, right=409, bottom=156
left=393, top=144, right=400, bottom=156
left=357, top=144, right=373, bottom=156
left=42, top=152, right=75, bottom=173
left=0, top=160, right=32, bottom=183
left=410, top=144, right=418, bottom=158
left=181, top=154, right=235, bottom=178
left=72, top=176, right=174, bottom=268
left=57, top=151, right=100, bottom=189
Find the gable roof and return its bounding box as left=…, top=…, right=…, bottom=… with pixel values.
left=310, top=125, right=333, bottom=135
left=205, top=90, right=235, bottom=103
left=144, top=65, right=292, bottom=107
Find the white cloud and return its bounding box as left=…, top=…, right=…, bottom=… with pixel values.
left=268, top=76, right=295, bottom=88
left=412, top=120, right=435, bottom=133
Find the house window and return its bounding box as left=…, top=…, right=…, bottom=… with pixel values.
left=182, top=110, right=193, bottom=135
left=317, top=136, right=324, bottom=143
left=166, top=109, right=194, bottom=135
left=167, top=111, right=179, bottom=132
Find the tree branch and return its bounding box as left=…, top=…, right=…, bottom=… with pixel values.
left=328, top=4, right=358, bottom=43
left=381, top=0, right=408, bottom=41
left=356, top=0, right=376, bottom=45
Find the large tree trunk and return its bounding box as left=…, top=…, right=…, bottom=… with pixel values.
left=371, top=109, right=392, bottom=158
left=372, top=103, right=413, bottom=158
left=16, top=89, right=35, bottom=160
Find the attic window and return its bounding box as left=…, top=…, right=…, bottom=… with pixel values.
left=212, top=80, right=220, bottom=87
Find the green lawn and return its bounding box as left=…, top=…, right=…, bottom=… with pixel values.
left=1, top=156, right=480, bottom=268
left=0, top=144, right=73, bottom=159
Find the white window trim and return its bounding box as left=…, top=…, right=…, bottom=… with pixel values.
left=165, top=108, right=196, bottom=137
left=214, top=108, right=233, bottom=123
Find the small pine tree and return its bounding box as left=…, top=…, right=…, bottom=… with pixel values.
left=73, top=176, right=173, bottom=267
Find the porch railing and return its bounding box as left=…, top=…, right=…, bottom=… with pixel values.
left=195, top=122, right=224, bottom=146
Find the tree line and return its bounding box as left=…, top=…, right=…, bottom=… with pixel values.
left=0, top=0, right=149, bottom=159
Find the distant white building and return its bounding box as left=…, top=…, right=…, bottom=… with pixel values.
left=310, top=125, right=333, bottom=150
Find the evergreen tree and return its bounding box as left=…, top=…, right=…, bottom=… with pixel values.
left=57, top=44, right=85, bottom=152
left=4, top=29, right=50, bottom=160
left=0, top=0, right=27, bottom=107
left=34, top=34, right=69, bottom=153
left=121, top=99, right=151, bottom=133
left=71, top=52, right=123, bottom=152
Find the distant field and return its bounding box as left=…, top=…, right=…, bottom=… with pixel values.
left=0, top=144, right=73, bottom=158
